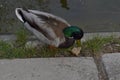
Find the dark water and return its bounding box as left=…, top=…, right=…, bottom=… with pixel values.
left=0, top=0, right=120, bottom=33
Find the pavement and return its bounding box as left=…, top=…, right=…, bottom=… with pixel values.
left=0, top=53, right=120, bottom=80
left=0, top=32, right=120, bottom=80
left=0, top=57, right=98, bottom=80
left=102, top=53, right=120, bottom=80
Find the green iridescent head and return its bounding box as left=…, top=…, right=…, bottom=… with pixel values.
left=63, top=26, right=84, bottom=40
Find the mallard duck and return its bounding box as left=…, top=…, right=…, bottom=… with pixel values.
left=15, top=8, right=84, bottom=48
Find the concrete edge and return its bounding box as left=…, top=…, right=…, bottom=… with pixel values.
left=81, top=32, right=120, bottom=42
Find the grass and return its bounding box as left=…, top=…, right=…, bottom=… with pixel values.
left=0, top=28, right=36, bottom=59
left=0, top=39, right=37, bottom=59
left=81, top=35, right=119, bottom=57
left=0, top=29, right=120, bottom=59
left=0, top=41, right=71, bottom=58
left=15, top=28, right=29, bottom=47
left=0, top=28, right=70, bottom=58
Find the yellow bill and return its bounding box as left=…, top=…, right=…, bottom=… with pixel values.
left=75, top=40, right=81, bottom=47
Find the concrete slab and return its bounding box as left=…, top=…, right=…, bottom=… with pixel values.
left=102, top=53, right=120, bottom=80
left=0, top=57, right=99, bottom=80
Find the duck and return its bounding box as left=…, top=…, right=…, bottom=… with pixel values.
left=15, top=8, right=84, bottom=48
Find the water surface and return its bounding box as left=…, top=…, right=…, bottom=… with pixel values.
left=0, top=0, right=120, bottom=33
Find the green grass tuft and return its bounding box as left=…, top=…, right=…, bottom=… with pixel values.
left=15, top=28, right=29, bottom=47
left=0, top=40, right=37, bottom=59
left=81, top=35, right=114, bottom=56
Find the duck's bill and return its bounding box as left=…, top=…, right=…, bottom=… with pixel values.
left=75, top=40, right=81, bottom=47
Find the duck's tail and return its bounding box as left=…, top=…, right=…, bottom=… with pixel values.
left=15, top=8, right=28, bottom=23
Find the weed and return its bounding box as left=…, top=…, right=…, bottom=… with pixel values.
left=15, top=28, right=29, bottom=47
left=81, top=35, right=114, bottom=56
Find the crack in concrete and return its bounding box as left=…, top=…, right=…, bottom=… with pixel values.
left=93, top=55, right=109, bottom=80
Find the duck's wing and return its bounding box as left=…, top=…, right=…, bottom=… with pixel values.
left=28, top=9, right=71, bottom=39
left=15, top=8, right=70, bottom=47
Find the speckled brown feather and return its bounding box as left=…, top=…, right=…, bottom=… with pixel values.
left=29, top=11, right=69, bottom=40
